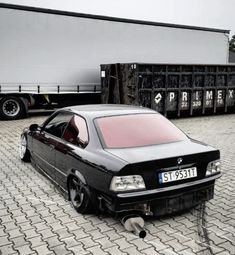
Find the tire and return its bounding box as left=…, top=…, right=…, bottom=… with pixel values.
left=19, top=134, right=31, bottom=162
left=68, top=176, right=95, bottom=214
left=0, top=96, right=27, bottom=120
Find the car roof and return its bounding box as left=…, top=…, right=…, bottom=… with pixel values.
left=64, top=104, right=157, bottom=118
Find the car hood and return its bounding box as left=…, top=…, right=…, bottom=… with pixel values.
left=105, top=139, right=218, bottom=164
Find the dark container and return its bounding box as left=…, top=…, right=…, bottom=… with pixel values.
left=100, top=63, right=235, bottom=117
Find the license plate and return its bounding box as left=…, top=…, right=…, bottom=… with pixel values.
left=159, top=167, right=197, bottom=184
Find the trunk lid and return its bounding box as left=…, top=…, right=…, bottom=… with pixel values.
left=105, top=139, right=218, bottom=164
left=105, top=139, right=220, bottom=189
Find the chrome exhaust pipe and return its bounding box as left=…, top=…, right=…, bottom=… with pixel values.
left=121, top=215, right=146, bottom=238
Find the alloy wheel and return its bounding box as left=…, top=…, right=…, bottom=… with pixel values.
left=20, top=135, right=27, bottom=159
left=69, top=177, right=85, bottom=208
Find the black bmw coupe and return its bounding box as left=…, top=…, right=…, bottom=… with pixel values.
left=20, top=105, right=221, bottom=216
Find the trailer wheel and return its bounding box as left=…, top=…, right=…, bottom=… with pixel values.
left=0, top=96, right=27, bottom=120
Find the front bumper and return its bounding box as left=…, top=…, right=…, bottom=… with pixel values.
left=104, top=173, right=221, bottom=216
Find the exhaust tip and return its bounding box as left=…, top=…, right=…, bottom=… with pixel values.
left=139, top=230, right=146, bottom=238
left=121, top=215, right=146, bottom=238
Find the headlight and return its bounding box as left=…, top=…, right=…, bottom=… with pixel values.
left=206, top=160, right=221, bottom=176
left=110, top=175, right=146, bottom=192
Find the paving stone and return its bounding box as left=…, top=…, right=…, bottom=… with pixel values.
left=160, top=247, right=183, bottom=255
left=102, top=230, right=121, bottom=241
left=123, top=246, right=145, bottom=255
left=44, top=235, right=63, bottom=248
left=11, top=236, right=29, bottom=248
left=87, top=245, right=109, bottom=255
left=14, top=215, right=29, bottom=224
left=145, top=236, right=168, bottom=251
left=28, top=235, right=45, bottom=248
left=42, top=215, right=58, bottom=225
left=141, top=247, right=162, bottom=255
left=0, top=236, right=11, bottom=246
left=0, top=215, right=14, bottom=224
left=3, top=199, right=15, bottom=206
left=28, top=215, right=44, bottom=225
left=182, top=239, right=202, bottom=254
left=216, top=251, right=233, bottom=255
left=7, top=229, right=24, bottom=239
left=207, top=232, right=227, bottom=245
left=0, top=114, right=235, bottom=255
left=80, top=222, right=98, bottom=232
left=72, top=228, right=89, bottom=239
left=175, top=248, right=194, bottom=255
left=32, top=244, right=53, bottom=254
left=6, top=203, right=18, bottom=211
left=95, top=223, right=114, bottom=233
left=157, top=224, right=178, bottom=235
left=113, top=237, right=134, bottom=250
left=207, top=225, right=229, bottom=237
left=156, top=231, right=175, bottom=243
left=165, top=239, right=188, bottom=252
left=49, top=243, right=70, bottom=254
left=173, top=224, right=195, bottom=236
left=78, top=236, right=99, bottom=248
left=67, top=244, right=91, bottom=255
left=218, top=241, right=235, bottom=254
left=23, top=228, right=40, bottom=239
left=32, top=223, right=48, bottom=233
left=0, top=209, right=9, bottom=217
left=10, top=209, right=25, bottom=218
left=128, top=238, right=152, bottom=251
left=40, top=228, right=57, bottom=239
left=61, top=236, right=81, bottom=248
left=19, top=222, right=35, bottom=231
left=169, top=232, right=191, bottom=243
left=3, top=222, right=18, bottom=232
left=117, top=231, right=139, bottom=242
left=0, top=228, right=6, bottom=237
left=57, top=215, right=74, bottom=224
left=24, top=209, right=37, bottom=218
left=95, top=237, right=116, bottom=249
left=54, top=227, right=74, bottom=241
left=0, top=244, right=17, bottom=255
left=15, top=244, right=35, bottom=255
left=104, top=245, right=128, bottom=255
left=62, top=222, right=80, bottom=232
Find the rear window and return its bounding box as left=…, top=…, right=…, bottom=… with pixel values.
left=95, top=113, right=187, bottom=149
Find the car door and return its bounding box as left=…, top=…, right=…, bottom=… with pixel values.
left=54, top=114, right=89, bottom=190
left=32, top=111, right=72, bottom=179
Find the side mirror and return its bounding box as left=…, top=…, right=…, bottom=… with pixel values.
left=29, top=124, right=40, bottom=132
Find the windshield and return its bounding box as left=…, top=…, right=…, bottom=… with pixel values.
left=95, top=113, right=187, bottom=149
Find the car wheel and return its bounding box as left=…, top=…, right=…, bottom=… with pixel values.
left=19, top=134, right=31, bottom=162
left=68, top=176, right=93, bottom=214
left=0, top=96, right=27, bottom=120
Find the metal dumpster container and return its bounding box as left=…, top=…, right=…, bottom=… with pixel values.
left=100, top=63, right=235, bottom=117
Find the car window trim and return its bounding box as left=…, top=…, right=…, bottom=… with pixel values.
left=42, top=110, right=73, bottom=138
left=42, top=110, right=73, bottom=129
left=61, top=113, right=90, bottom=148
left=42, top=131, right=66, bottom=144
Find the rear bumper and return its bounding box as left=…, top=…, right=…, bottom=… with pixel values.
left=105, top=173, right=221, bottom=216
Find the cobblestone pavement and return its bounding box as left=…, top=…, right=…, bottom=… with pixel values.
left=0, top=113, right=235, bottom=255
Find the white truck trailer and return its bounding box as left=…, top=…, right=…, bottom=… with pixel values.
left=0, top=3, right=230, bottom=119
